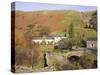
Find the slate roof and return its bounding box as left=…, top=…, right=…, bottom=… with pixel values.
left=87, top=37, right=97, bottom=41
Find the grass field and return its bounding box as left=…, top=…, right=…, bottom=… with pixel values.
left=51, top=27, right=97, bottom=40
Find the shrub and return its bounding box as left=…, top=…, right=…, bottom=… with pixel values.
left=15, top=47, right=32, bottom=66
left=15, top=44, right=42, bottom=69
left=79, top=51, right=97, bottom=69
left=56, top=38, right=74, bottom=50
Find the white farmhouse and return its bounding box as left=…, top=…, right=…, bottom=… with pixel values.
left=32, top=37, right=43, bottom=44
left=54, top=36, right=66, bottom=43
left=86, top=37, right=97, bottom=48
left=32, top=35, right=66, bottom=45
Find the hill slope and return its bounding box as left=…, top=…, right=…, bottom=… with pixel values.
left=12, top=10, right=96, bottom=38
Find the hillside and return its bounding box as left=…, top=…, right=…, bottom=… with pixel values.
left=11, top=10, right=97, bottom=40
left=13, top=10, right=93, bottom=32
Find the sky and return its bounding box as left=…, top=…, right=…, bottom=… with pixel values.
left=11, top=1, right=97, bottom=12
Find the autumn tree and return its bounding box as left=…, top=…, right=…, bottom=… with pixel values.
left=24, top=23, right=42, bottom=69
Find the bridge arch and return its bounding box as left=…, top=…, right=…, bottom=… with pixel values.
left=67, top=55, right=80, bottom=62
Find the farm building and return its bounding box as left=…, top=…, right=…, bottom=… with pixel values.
left=86, top=37, right=97, bottom=48
left=32, top=35, right=66, bottom=44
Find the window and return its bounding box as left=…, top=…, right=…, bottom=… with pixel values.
left=91, top=43, right=94, bottom=47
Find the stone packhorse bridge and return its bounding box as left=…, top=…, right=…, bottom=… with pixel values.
left=45, top=50, right=85, bottom=66
left=66, top=50, right=84, bottom=57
